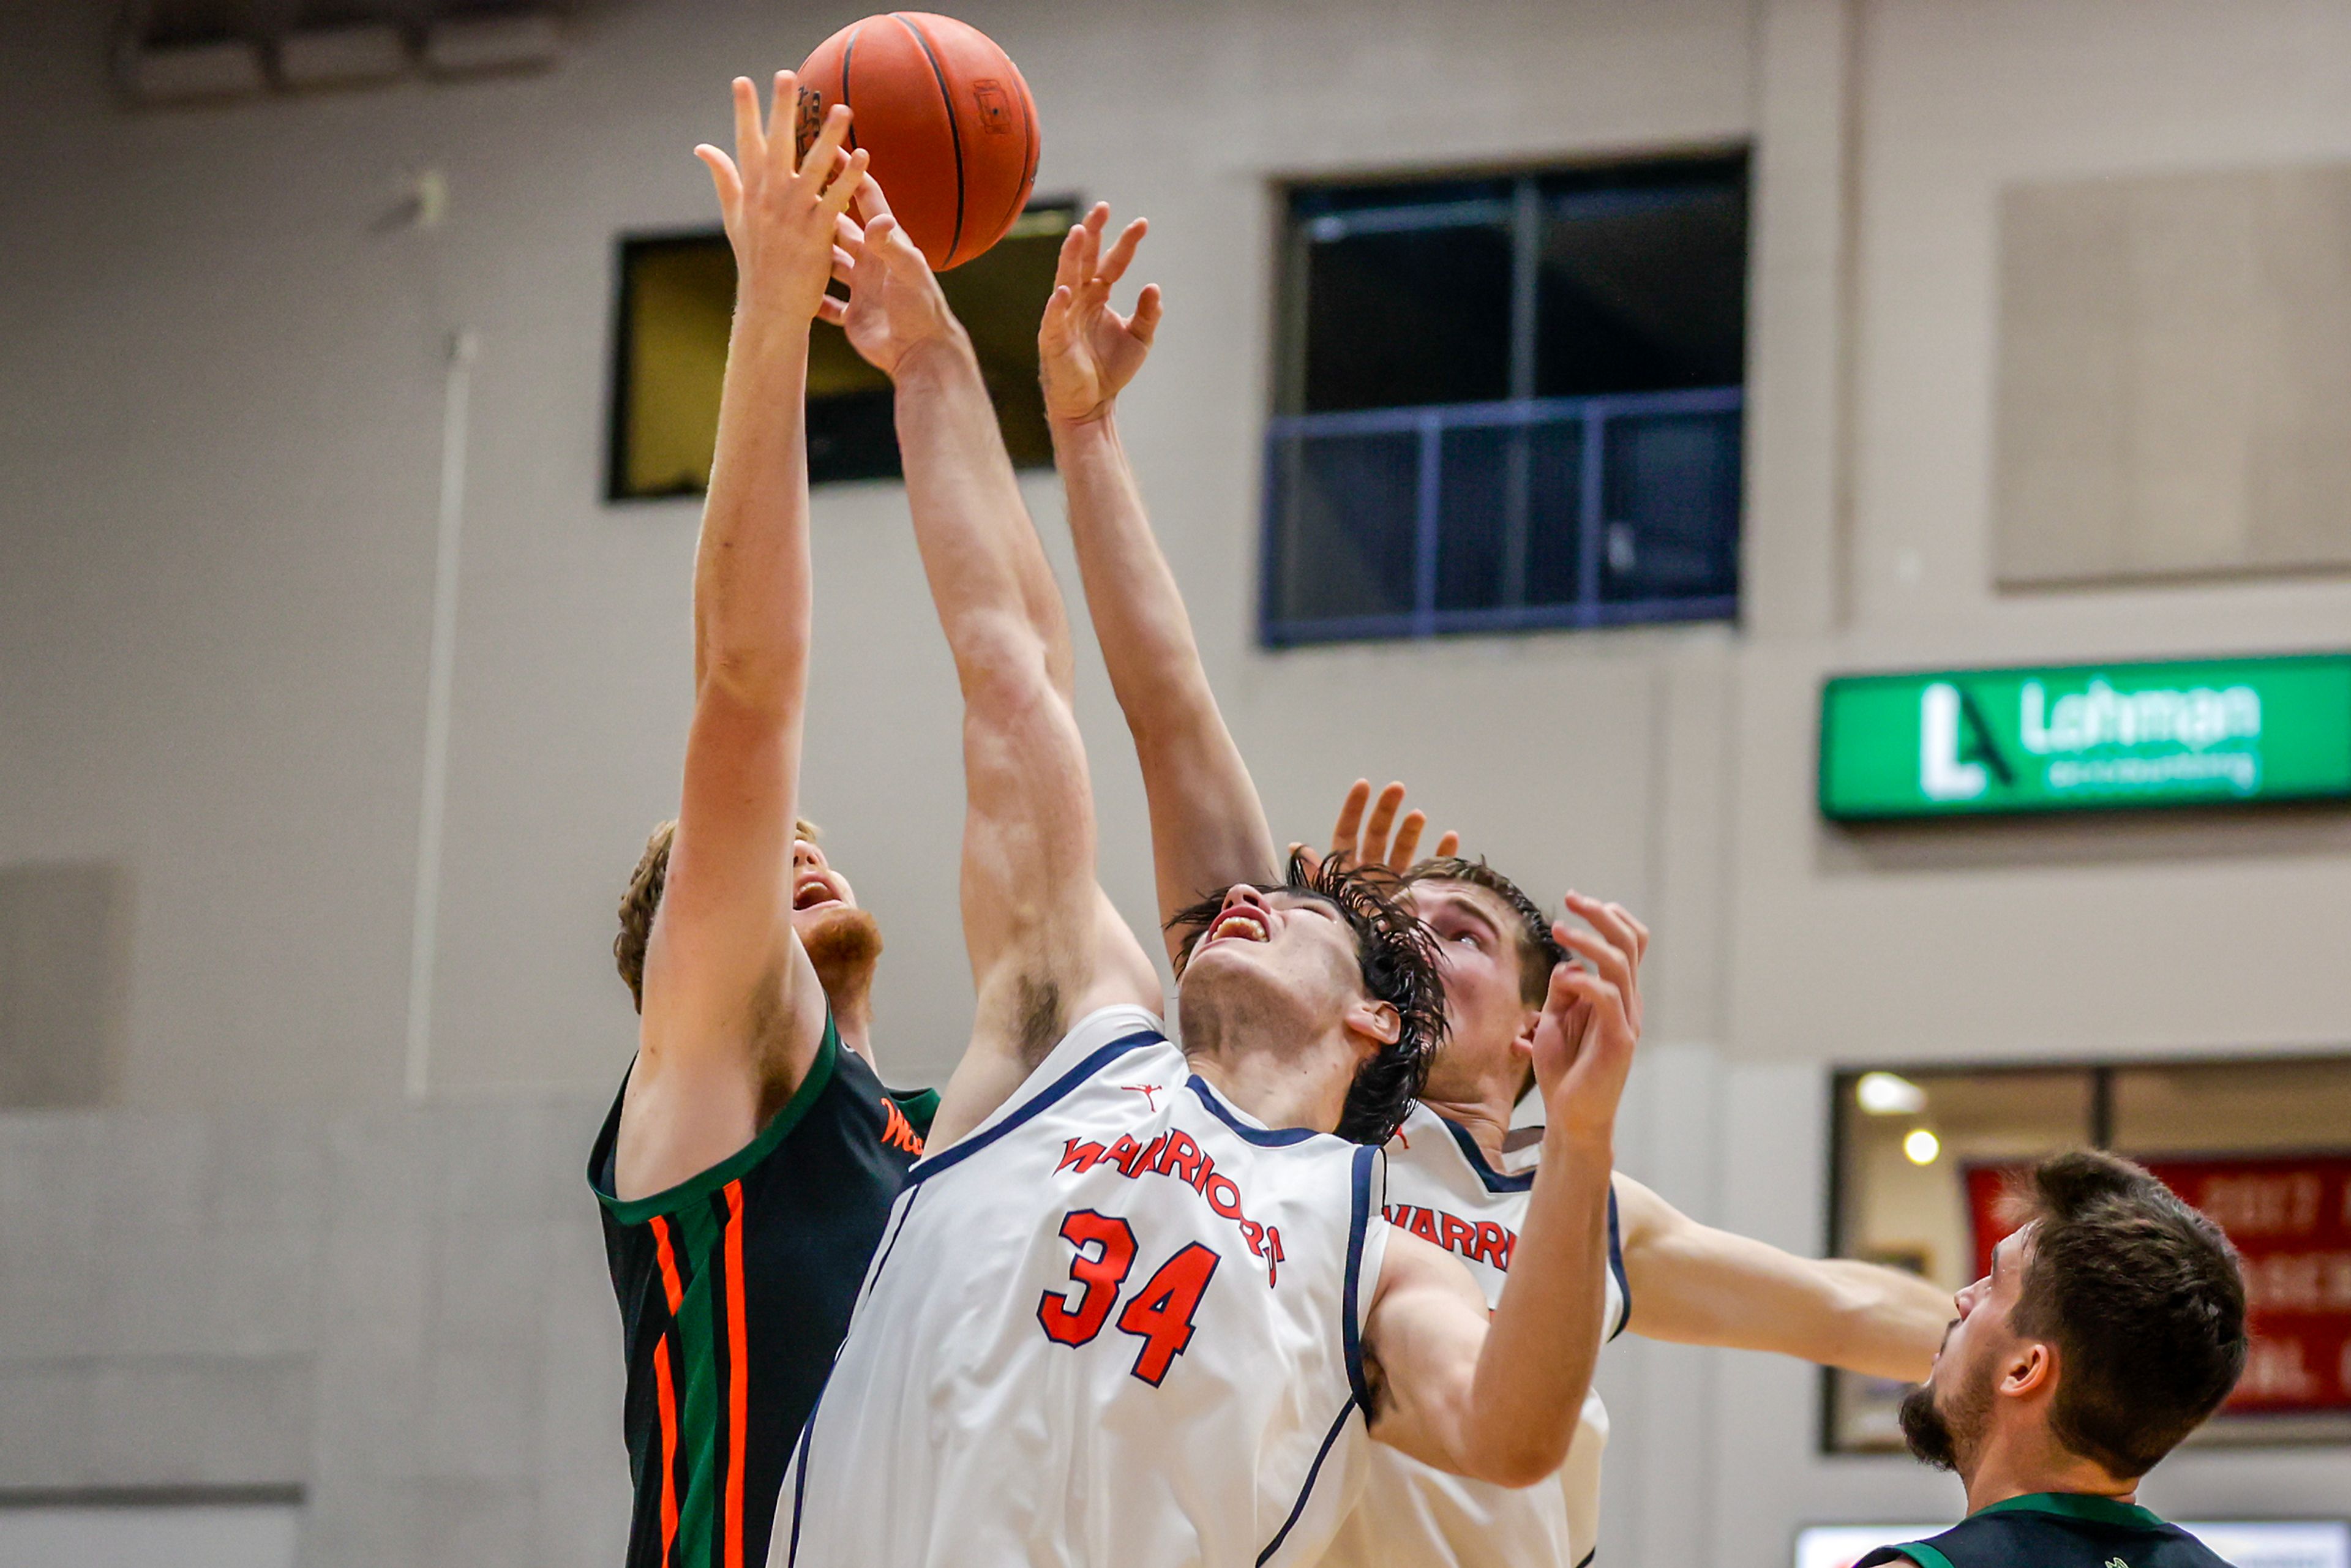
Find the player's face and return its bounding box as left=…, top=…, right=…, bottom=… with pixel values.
left=792, top=839, right=882, bottom=1000
left=1405, top=880, right=1537, bottom=1098
left=791, top=839, right=859, bottom=923
left=1899, top=1225, right=2031, bottom=1473
left=1179, top=884, right=1380, bottom=1040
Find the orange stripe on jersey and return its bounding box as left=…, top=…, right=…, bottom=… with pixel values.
left=650, top=1214, right=685, bottom=1314
left=722, top=1180, right=749, bottom=1568
left=653, top=1330, right=680, bottom=1567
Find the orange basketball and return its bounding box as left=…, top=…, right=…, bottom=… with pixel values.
left=797, top=13, right=1040, bottom=271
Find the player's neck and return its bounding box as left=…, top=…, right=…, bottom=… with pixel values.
left=828, top=985, right=877, bottom=1070
left=1417, top=1089, right=1514, bottom=1161
left=1183, top=1030, right=1354, bottom=1135
left=1961, top=1428, right=2139, bottom=1515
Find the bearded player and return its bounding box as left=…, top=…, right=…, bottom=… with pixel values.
left=1037, top=201, right=1953, bottom=1568
left=1861, top=1150, right=2246, bottom=1568
left=772, top=175, right=1644, bottom=1568
left=582, top=81, right=935, bottom=1568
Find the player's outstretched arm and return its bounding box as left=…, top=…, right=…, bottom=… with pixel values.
left=616, top=78, right=868, bottom=1202
left=1612, top=1174, right=1950, bottom=1381
left=1040, top=206, right=1279, bottom=958
left=1363, top=895, right=1644, bottom=1485
left=836, top=187, right=1161, bottom=1148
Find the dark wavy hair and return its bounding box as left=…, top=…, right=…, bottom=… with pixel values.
left=1166, top=850, right=1444, bottom=1145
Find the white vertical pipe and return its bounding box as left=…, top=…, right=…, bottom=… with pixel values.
left=405, top=327, right=476, bottom=1102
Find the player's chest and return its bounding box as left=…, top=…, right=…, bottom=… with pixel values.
left=1381, top=1150, right=1527, bottom=1303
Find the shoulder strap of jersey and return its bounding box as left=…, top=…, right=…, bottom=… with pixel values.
left=1606, top=1182, right=1632, bottom=1340
left=907, top=1004, right=1167, bottom=1184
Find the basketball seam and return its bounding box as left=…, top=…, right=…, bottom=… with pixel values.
left=989, top=70, right=1035, bottom=253
left=839, top=23, right=863, bottom=152
left=891, top=12, right=966, bottom=265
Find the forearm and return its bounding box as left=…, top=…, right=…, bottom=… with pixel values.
left=1619, top=1195, right=1950, bottom=1381
left=1051, top=411, right=1277, bottom=923
left=692, top=302, right=816, bottom=702
left=1464, top=1130, right=1615, bottom=1485
left=896, top=334, right=1072, bottom=686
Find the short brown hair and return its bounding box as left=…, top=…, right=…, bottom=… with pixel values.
left=1403, top=857, right=1562, bottom=1007
left=2008, top=1150, right=2248, bottom=1477
left=613, top=817, right=820, bottom=1013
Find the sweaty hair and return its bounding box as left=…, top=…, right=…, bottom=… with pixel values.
left=1403, top=856, right=1562, bottom=1007
left=2007, top=1150, right=2248, bottom=1478
left=1166, top=850, right=1445, bottom=1146
left=614, top=816, right=822, bottom=1014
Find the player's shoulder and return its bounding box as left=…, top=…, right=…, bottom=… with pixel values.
left=1858, top=1498, right=2234, bottom=1568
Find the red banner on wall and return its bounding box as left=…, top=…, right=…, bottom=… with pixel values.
left=1965, top=1154, right=2351, bottom=1415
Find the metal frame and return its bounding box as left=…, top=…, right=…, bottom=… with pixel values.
left=1259, top=387, right=1742, bottom=645
left=1265, top=166, right=1746, bottom=648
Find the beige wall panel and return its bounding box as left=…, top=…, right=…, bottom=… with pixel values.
left=1996, top=163, right=2351, bottom=584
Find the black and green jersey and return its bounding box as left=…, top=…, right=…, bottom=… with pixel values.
left=1859, top=1493, right=2236, bottom=1568
left=588, top=1016, right=937, bottom=1568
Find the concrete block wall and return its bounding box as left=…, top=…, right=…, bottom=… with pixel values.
left=0, top=1098, right=627, bottom=1567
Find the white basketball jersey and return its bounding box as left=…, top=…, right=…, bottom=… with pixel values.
left=775, top=1004, right=1390, bottom=1568
left=1321, top=1101, right=1628, bottom=1568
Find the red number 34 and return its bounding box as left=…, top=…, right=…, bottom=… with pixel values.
left=1036, top=1209, right=1221, bottom=1386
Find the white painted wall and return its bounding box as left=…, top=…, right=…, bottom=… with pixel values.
left=5, top=0, right=2350, bottom=1561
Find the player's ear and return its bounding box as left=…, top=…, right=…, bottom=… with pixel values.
left=1346, top=997, right=1400, bottom=1053
left=2001, top=1339, right=2055, bottom=1400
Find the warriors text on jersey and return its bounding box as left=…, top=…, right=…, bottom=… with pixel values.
left=776, top=1005, right=1389, bottom=1568
left=588, top=1015, right=937, bottom=1568
left=1858, top=1494, right=2237, bottom=1568
left=1323, top=1100, right=1629, bottom=1568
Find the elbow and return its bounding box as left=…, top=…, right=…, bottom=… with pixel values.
left=1461, top=1428, right=1572, bottom=1491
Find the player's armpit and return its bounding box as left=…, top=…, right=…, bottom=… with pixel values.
left=1611, top=1172, right=1950, bottom=1381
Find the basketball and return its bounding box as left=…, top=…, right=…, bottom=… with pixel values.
left=796, top=12, right=1041, bottom=271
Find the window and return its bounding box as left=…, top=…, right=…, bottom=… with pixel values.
left=607, top=200, right=1078, bottom=498
left=1826, top=1056, right=2351, bottom=1451
left=1263, top=156, right=1747, bottom=646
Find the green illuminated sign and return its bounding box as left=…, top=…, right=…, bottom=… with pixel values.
left=1819, top=654, right=2351, bottom=820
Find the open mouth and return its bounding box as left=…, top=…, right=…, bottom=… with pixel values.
left=1204, top=909, right=1270, bottom=946
left=793, top=877, right=844, bottom=912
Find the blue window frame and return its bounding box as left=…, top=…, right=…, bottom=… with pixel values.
left=1262, top=160, right=1747, bottom=647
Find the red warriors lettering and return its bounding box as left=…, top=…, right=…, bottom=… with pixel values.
left=1056, top=1131, right=1287, bottom=1283
left=1385, top=1204, right=1517, bottom=1270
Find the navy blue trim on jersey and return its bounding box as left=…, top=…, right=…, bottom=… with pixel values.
left=1438, top=1112, right=1537, bottom=1193
left=1255, top=1394, right=1359, bottom=1567
left=783, top=1390, right=817, bottom=1567
left=1187, top=1075, right=1324, bottom=1145
left=1606, top=1185, right=1632, bottom=1341
left=1343, top=1143, right=1376, bottom=1408
left=908, top=1029, right=1166, bottom=1183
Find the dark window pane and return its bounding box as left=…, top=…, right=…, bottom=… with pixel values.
left=1523, top=419, right=1587, bottom=608
left=1535, top=175, right=1748, bottom=399
left=1434, top=426, right=1508, bottom=612
left=1268, top=430, right=1422, bottom=625
left=608, top=203, right=1075, bottom=499
left=1600, top=410, right=1741, bottom=603
left=1436, top=421, right=1588, bottom=612
left=1300, top=223, right=1513, bottom=413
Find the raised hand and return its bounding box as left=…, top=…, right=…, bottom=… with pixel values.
left=1289, top=779, right=1461, bottom=881
left=1038, top=202, right=1163, bottom=426
left=836, top=176, right=968, bottom=378
left=694, top=73, right=868, bottom=326
left=1525, top=893, right=1648, bottom=1140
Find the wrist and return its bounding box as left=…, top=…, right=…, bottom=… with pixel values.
left=1539, top=1117, right=1614, bottom=1169
left=886, top=322, right=976, bottom=385
left=732, top=294, right=819, bottom=345
left=1048, top=403, right=1120, bottom=442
